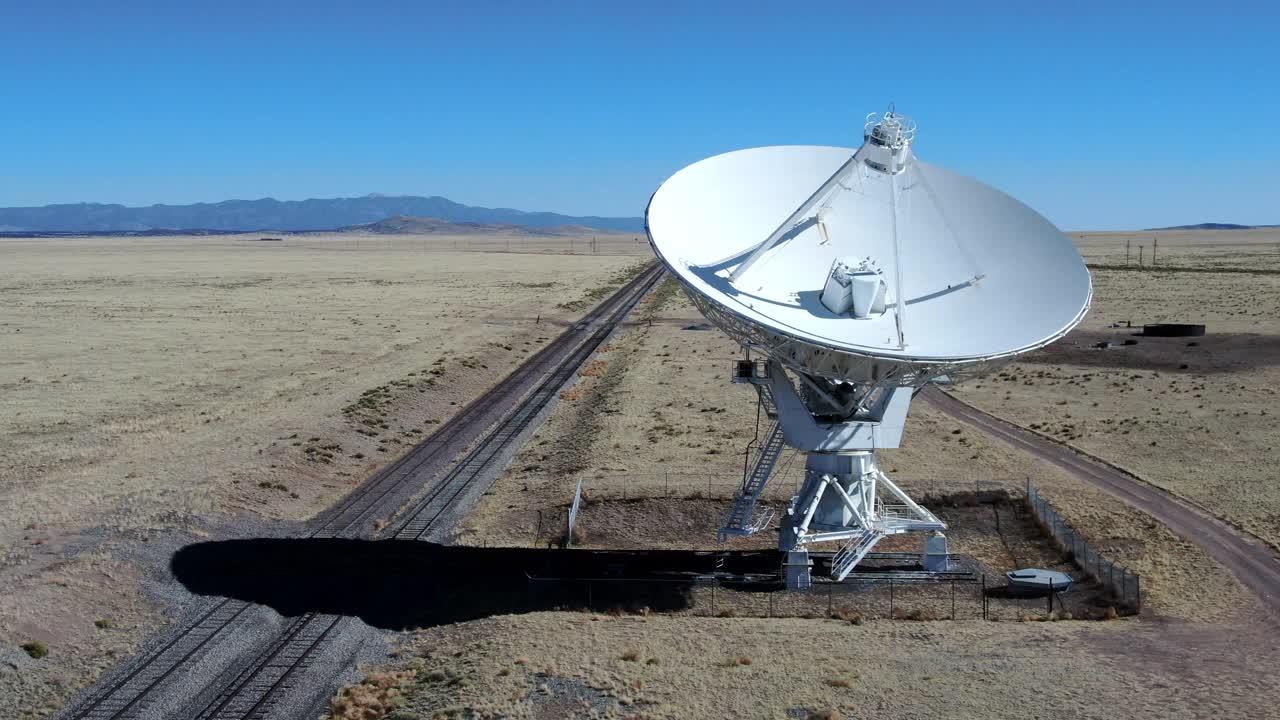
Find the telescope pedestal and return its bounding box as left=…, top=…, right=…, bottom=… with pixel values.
left=779, top=450, right=945, bottom=588
left=733, top=360, right=947, bottom=588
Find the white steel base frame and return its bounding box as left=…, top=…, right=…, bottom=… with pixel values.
left=780, top=451, right=945, bottom=588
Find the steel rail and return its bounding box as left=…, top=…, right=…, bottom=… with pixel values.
left=393, top=265, right=662, bottom=539
left=306, top=263, right=663, bottom=540
left=189, top=264, right=664, bottom=717
left=58, top=262, right=663, bottom=720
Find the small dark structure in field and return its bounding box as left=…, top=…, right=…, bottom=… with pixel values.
left=1142, top=323, right=1206, bottom=337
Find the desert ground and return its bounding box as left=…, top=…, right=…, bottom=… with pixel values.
left=0, top=231, right=649, bottom=717
left=953, top=230, right=1280, bottom=547
left=1072, top=228, right=1280, bottom=271
left=385, top=229, right=1278, bottom=718
left=331, top=613, right=1280, bottom=720
left=5, top=228, right=1280, bottom=719
left=458, top=271, right=1254, bottom=622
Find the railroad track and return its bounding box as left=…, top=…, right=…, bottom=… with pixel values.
left=192, top=614, right=345, bottom=720
left=58, top=262, right=665, bottom=720
left=309, top=261, right=666, bottom=541
left=392, top=265, right=661, bottom=538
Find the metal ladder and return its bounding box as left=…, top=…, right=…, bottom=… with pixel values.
left=830, top=529, right=886, bottom=581
left=718, top=384, right=785, bottom=540
left=757, top=381, right=777, bottom=417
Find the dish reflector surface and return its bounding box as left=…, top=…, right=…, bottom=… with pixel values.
left=646, top=145, right=1091, bottom=373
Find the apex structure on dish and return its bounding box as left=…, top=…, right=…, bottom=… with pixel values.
left=645, top=107, right=1091, bottom=588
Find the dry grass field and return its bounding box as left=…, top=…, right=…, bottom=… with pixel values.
left=955, top=229, right=1280, bottom=549
left=1072, top=228, right=1280, bottom=271
left=0, top=231, right=648, bottom=717
left=332, top=613, right=1279, bottom=720
left=459, top=270, right=1254, bottom=621
left=405, top=229, right=1280, bottom=719
left=8, top=227, right=1280, bottom=720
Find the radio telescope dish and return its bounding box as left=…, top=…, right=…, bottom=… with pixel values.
left=646, top=108, right=1091, bottom=587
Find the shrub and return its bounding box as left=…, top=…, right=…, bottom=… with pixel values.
left=829, top=607, right=861, bottom=622
left=620, top=650, right=640, bottom=662
left=22, top=641, right=48, bottom=659
left=900, top=608, right=938, bottom=622
left=94, top=618, right=115, bottom=629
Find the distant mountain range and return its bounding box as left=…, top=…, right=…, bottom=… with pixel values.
left=1144, top=223, right=1279, bottom=231
left=0, top=194, right=645, bottom=234
left=346, top=214, right=600, bottom=235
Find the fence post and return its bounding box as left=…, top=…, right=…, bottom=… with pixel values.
left=951, top=581, right=956, bottom=621
left=889, top=580, right=895, bottom=618
left=981, top=574, right=987, bottom=620
left=1135, top=575, right=1142, bottom=610
left=711, top=584, right=716, bottom=616
left=768, top=593, right=773, bottom=618
left=828, top=584, right=833, bottom=617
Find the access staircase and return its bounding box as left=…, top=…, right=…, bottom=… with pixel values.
left=830, top=529, right=887, bottom=581
left=718, top=385, right=785, bottom=541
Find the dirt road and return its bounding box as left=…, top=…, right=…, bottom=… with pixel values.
left=923, top=387, right=1280, bottom=619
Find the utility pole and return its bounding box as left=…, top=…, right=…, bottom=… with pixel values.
left=1139, top=246, right=1144, bottom=266
left=1126, top=238, right=1131, bottom=265
left=1153, top=237, right=1158, bottom=266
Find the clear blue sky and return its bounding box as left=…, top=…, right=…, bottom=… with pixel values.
left=2, top=0, right=1276, bottom=229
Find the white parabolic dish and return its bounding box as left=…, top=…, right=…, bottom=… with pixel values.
left=646, top=145, right=1092, bottom=382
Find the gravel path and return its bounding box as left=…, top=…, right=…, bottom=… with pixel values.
left=924, top=387, right=1280, bottom=621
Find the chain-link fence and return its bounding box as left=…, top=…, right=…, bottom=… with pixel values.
left=548, top=469, right=1014, bottom=505
left=523, top=575, right=990, bottom=620
left=533, top=472, right=1013, bottom=550
left=1026, top=479, right=1142, bottom=610
left=519, top=572, right=1090, bottom=622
